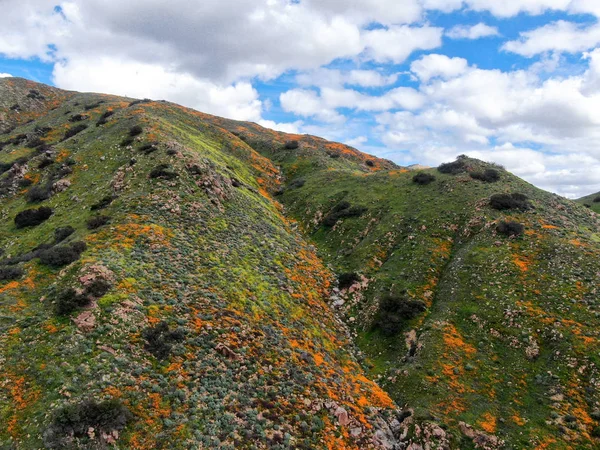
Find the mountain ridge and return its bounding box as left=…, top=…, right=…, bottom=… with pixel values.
left=1, top=77, right=599, bottom=449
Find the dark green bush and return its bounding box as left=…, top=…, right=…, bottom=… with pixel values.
left=54, top=288, right=90, bottom=315
left=90, top=195, right=116, bottom=211
left=496, top=221, right=524, bottom=237
left=438, top=159, right=466, bottom=175
left=139, top=142, right=158, bottom=154
left=54, top=226, right=75, bottom=243
left=83, top=100, right=105, bottom=111
left=128, top=98, right=151, bottom=107
left=96, top=110, right=114, bottom=126
left=68, top=113, right=87, bottom=122
left=129, top=125, right=143, bottom=137
left=86, top=215, right=110, bottom=230
left=25, top=136, right=44, bottom=148
left=120, top=136, right=134, bottom=147
left=412, top=173, right=436, bottom=185
left=0, top=266, right=24, bottom=281
left=284, top=140, right=299, bottom=150
left=289, top=178, right=305, bottom=189
left=142, top=321, right=186, bottom=359
left=37, top=158, right=54, bottom=169
left=373, top=295, right=427, bottom=336
left=62, top=124, right=88, bottom=141
left=594, top=196, right=600, bottom=203
left=338, top=272, right=360, bottom=290
left=149, top=164, right=178, bottom=180
left=39, top=241, right=86, bottom=268
left=14, top=207, right=53, bottom=228
left=43, top=399, right=131, bottom=448
left=490, top=193, right=530, bottom=211
left=366, top=160, right=374, bottom=167
left=470, top=168, right=500, bottom=183
left=26, top=183, right=53, bottom=202
left=323, top=201, right=367, bottom=227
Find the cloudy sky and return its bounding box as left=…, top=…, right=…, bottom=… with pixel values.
left=1, top=1, right=600, bottom=198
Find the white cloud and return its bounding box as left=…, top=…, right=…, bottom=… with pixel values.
left=53, top=56, right=263, bottom=121
left=465, top=0, right=574, bottom=17
left=446, top=22, right=500, bottom=39
left=363, top=25, right=443, bottom=63
left=411, top=54, right=469, bottom=82
left=345, top=136, right=368, bottom=147
left=296, top=68, right=398, bottom=88
left=280, top=85, right=425, bottom=121
left=257, top=119, right=302, bottom=134
left=503, top=21, right=600, bottom=57
left=376, top=52, right=600, bottom=196
left=0, top=73, right=13, bottom=78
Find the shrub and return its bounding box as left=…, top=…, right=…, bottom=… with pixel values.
left=594, top=196, right=600, bottom=203
left=128, top=98, right=151, bottom=107
left=26, top=184, right=52, bottom=202
left=328, top=152, right=340, bottom=158
left=86, top=215, right=110, bottom=230
left=27, top=89, right=45, bottom=100
left=43, top=399, right=131, bottom=448
left=39, top=241, right=86, bottom=268
left=284, top=140, right=299, bottom=150
left=120, top=136, right=134, bottom=147
left=139, top=142, right=158, bottom=154
left=0, top=162, right=12, bottom=174
left=323, top=201, right=367, bottom=227
left=26, top=137, right=45, bottom=148
left=96, top=110, right=114, bottom=126
left=37, top=157, right=54, bottom=169
left=68, top=113, right=87, bottom=122
left=0, top=266, right=24, bottom=281
left=62, top=124, right=88, bottom=140
left=490, top=193, right=530, bottom=211
left=54, top=288, right=90, bottom=315
left=412, top=172, right=436, bottom=185
left=54, top=226, right=75, bottom=243
left=288, top=178, right=305, bottom=189
left=373, top=295, right=427, bottom=336
left=83, top=100, right=105, bottom=111
left=438, top=159, right=466, bottom=175
left=338, top=272, right=360, bottom=290
left=496, top=221, right=524, bottom=237
left=142, top=321, right=186, bottom=359
left=366, top=160, right=374, bottom=167
left=14, top=207, right=53, bottom=228
left=90, top=195, right=116, bottom=211
left=470, top=168, right=500, bottom=183
left=149, top=164, right=178, bottom=180
left=129, top=125, right=143, bottom=137
left=54, top=275, right=111, bottom=316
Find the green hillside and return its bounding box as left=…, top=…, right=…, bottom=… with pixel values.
left=1, top=78, right=599, bottom=449
left=577, top=192, right=600, bottom=214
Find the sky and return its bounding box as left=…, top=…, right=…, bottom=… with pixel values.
left=1, top=1, right=600, bottom=198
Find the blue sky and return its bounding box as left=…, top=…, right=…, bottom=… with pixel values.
left=1, top=0, right=600, bottom=197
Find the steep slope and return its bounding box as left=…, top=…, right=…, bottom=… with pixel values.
left=1, top=78, right=599, bottom=450
left=215, top=122, right=600, bottom=448
left=577, top=192, right=600, bottom=214
left=0, top=78, right=402, bottom=449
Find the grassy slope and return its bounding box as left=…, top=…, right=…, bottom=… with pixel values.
left=2, top=78, right=600, bottom=449
left=220, top=122, right=600, bottom=448
left=0, top=78, right=399, bottom=449
left=576, top=192, right=600, bottom=214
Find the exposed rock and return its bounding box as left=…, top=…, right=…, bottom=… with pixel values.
left=73, top=310, right=95, bottom=332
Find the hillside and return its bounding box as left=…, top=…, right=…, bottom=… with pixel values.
left=1, top=78, right=599, bottom=449
left=577, top=192, right=600, bottom=214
